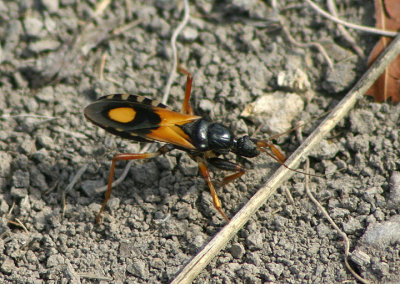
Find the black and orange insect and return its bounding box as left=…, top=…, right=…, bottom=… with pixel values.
left=84, top=68, right=286, bottom=223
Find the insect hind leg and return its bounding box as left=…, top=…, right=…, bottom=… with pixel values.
left=96, top=144, right=174, bottom=224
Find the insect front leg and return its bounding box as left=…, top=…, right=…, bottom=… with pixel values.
left=195, top=157, right=230, bottom=222
left=96, top=144, right=174, bottom=224
left=207, top=157, right=246, bottom=187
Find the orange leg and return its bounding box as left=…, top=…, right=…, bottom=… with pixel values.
left=256, top=140, right=286, bottom=164
left=218, top=170, right=246, bottom=187
left=96, top=145, right=173, bottom=224
left=206, top=157, right=246, bottom=187
left=178, top=66, right=194, bottom=115
left=196, top=159, right=229, bottom=222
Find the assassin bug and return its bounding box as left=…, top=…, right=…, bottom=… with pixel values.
left=84, top=67, right=286, bottom=223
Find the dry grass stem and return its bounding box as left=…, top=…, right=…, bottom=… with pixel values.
left=162, top=0, right=191, bottom=104
left=171, top=31, right=400, bottom=284
left=326, top=0, right=365, bottom=58
left=305, top=0, right=398, bottom=37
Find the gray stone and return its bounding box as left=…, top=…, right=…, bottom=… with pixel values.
left=241, top=91, right=304, bottom=135
left=29, top=39, right=60, bottom=53
left=230, top=243, right=245, bottom=259
left=46, top=254, right=65, bottom=268
left=388, top=172, right=400, bottom=209
left=24, top=16, right=44, bottom=37
left=310, top=139, right=340, bottom=160
left=0, top=152, right=12, bottom=177
left=12, top=169, right=30, bottom=188
left=4, top=20, right=22, bottom=52
left=350, top=249, right=371, bottom=267
left=361, top=216, right=400, bottom=248
left=0, top=257, right=15, bottom=274
left=127, top=259, right=149, bottom=279
left=131, top=162, right=159, bottom=186
left=41, top=0, right=59, bottom=13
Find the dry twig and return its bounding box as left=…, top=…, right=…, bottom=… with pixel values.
left=305, top=0, right=398, bottom=37
left=297, top=125, right=369, bottom=283
left=93, top=143, right=154, bottom=194
left=99, top=53, right=107, bottom=81
left=162, top=0, right=191, bottom=104
left=304, top=160, right=369, bottom=284
left=279, top=18, right=334, bottom=69
left=63, top=164, right=89, bottom=217
left=326, top=0, right=365, bottom=58
left=171, top=31, right=400, bottom=284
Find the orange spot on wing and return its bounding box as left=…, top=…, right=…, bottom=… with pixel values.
left=108, top=107, right=136, bottom=123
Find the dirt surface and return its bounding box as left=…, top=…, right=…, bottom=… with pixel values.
left=1, top=0, right=399, bottom=283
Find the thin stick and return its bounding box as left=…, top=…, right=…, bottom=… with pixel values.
left=93, top=0, right=111, bottom=17
left=171, top=32, right=400, bottom=284
left=93, top=160, right=134, bottom=194
left=0, top=114, right=58, bottom=120
left=99, top=53, right=106, bottom=81
left=63, top=164, right=89, bottom=217
left=326, top=0, right=365, bottom=58
left=304, top=159, right=369, bottom=284
left=305, top=0, right=397, bottom=37
left=7, top=201, right=15, bottom=217
left=94, top=143, right=154, bottom=194
left=298, top=126, right=368, bottom=283
left=162, top=0, right=190, bottom=105
left=280, top=18, right=334, bottom=69
left=112, top=19, right=142, bottom=35
left=8, top=219, right=29, bottom=233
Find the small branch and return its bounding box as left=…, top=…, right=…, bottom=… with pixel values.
left=280, top=18, right=334, bottom=69
left=63, top=164, right=89, bottom=217
left=303, top=159, right=369, bottom=284
left=93, top=160, right=135, bottom=194
left=94, top=143, right=155, bottom=194
left=305, top=0, right=398, bottom=37
left=1, top=113, right=58, bottom=120
left=93, top=0, right=111, bottom=18
left=162, top=0, right=191, bottom=105
left=9, top=218, right=29, bottom=233
left=99, top=53, right=107, bottom=81
left=326, top=0, right=365, bottom=58
left=171, top=31, right=400, bottom=284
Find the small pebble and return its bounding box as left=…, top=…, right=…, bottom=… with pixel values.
left=41, top=0, right=59, bottom=13
left=1, top=257, right=15, bottom=274
left=24, top=16, right=43, bottom=37
left=350, top=249, right=371, bottom=267
left=388, top=172, right=400, bottom=209
left=127, top=259, right=149, bottom=279
left=230, top=243, right=245, bottom=259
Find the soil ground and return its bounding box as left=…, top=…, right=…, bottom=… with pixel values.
left=0, top=0, right=399, bottom=283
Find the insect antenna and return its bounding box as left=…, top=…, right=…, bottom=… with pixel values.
left=255, top=140, right=322, bottom=178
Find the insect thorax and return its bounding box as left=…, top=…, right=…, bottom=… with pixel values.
left=179, top=119, right=233, bottom=153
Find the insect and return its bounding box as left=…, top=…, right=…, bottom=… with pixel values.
left=84, top=67, right=286, bottom=223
